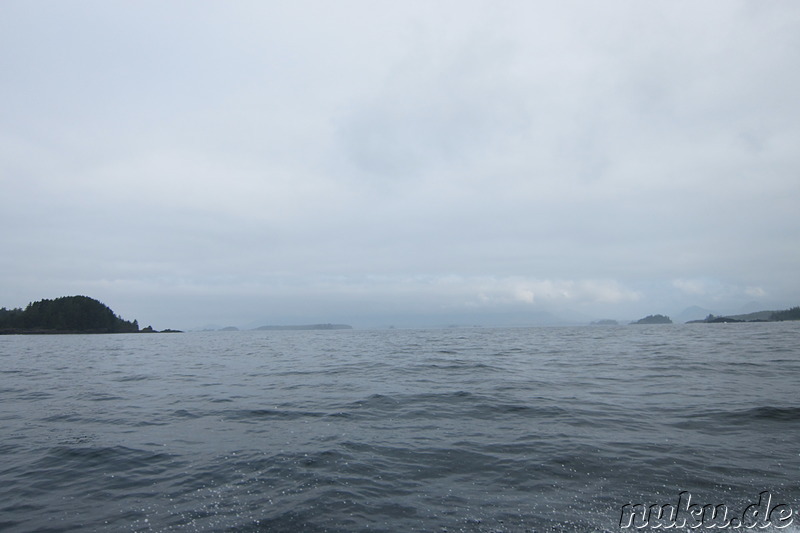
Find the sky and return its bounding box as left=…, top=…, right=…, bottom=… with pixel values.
left=2, top=1, right=799, bottom=329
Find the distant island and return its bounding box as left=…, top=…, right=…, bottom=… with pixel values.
left=590, top=319, right=619, bottom=326
left=254, top=324, right=353, bottom=331
left=632, top=314, right=673, bottom=325
left=0, top=295, right=178, bottom=334
left=628, top=306, right=800, bottom=325
left=686, top=306, right=800, bottom=324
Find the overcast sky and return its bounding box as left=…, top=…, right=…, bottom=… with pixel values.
left=2, top=1, right=799, bottom=328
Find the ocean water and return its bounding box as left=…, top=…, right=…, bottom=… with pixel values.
left=0, top=323, right=798, bottom=532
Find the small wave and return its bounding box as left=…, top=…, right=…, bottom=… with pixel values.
left=338, top=391, right=571, bottom=424
left=416, top=361, right=501, bottom=372
left=172, top=408, right=203, bottom=418
left=733, top=405, right=800, bottom=422
left=222, top=408, right=329, bottom=421
left=25, top=445, right=177, bottom=491
left=688, top=405, right=800, bottom=424
left=112, top=374, right=152, bottom=382
left=41, top=413, right=84, bottom=423
left=75, top=392, right=124, bottom=402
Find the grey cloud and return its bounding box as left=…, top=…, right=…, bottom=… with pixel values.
left=1, top=1, right=799, bottom=328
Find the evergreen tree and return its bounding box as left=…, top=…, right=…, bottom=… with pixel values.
left=0, top=296, right=140, bottom=333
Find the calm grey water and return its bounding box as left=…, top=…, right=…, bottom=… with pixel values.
left=1, top=323, right=798, bottom=532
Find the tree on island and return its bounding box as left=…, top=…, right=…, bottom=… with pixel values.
left=770, top=306, right=800, bottom=321
left=632, top=314, right=673, bottom=325
left=0, top=296, right=139, bottom=333
left=699, top=314, right=742, bottom=323
left=685, top=306, right=800, bottom=323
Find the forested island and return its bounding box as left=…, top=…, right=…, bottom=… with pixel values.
left=0, top=296, right=177, bottom=334
left=632, top=314, right=673, bottom=324
left=629, top=306, right=800, bottom=325
left=686, top=306, right=800, bottom=324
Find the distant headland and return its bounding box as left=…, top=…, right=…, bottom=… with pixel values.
left=685, top=306, right=800, bottom=324
left=631, top=306, right=800, bottom=325
left=0, top=295, right=179, bottom=334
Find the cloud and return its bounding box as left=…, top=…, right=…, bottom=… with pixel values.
left=745, top=286, right=766, bottom=298
left=1, top=1, right=799, bottom=326
left=673, top=279, right=708, bottom=296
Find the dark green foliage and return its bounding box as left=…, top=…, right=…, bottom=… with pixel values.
left=706, top=315, right=742, bottom=323
left=770, top=306, right=800, bottom=321
left=0, top=307, right=24, bottom=328
left=0, top=296, right=139, bottom=333
left=633, top=314, right=673, bottom=324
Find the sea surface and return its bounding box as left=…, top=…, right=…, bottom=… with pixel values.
left=1, top=323, right=798, bottom=532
